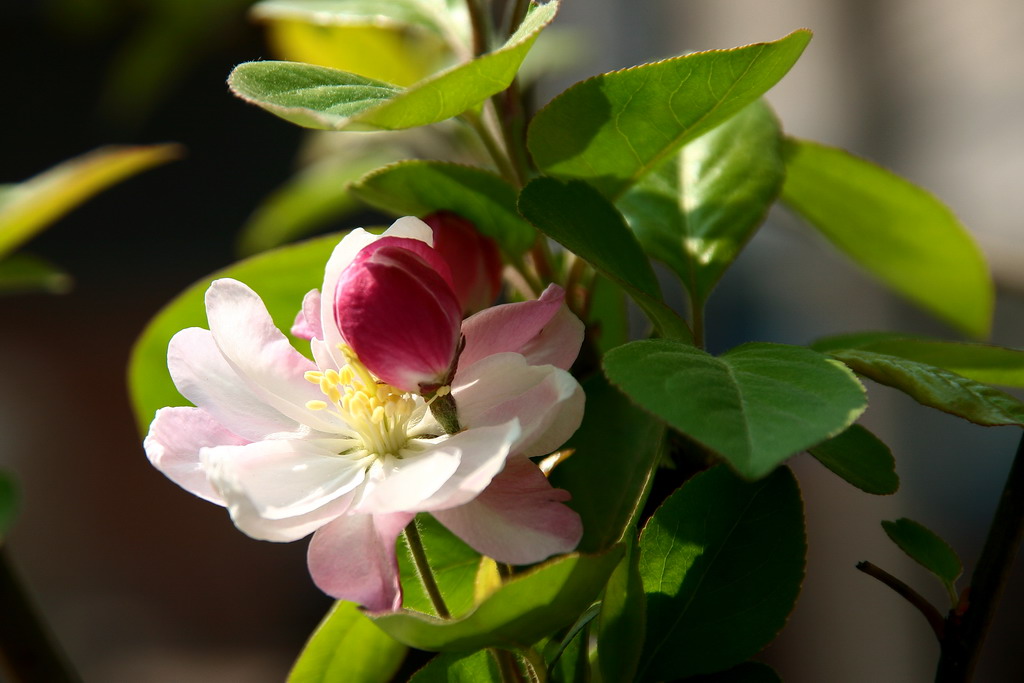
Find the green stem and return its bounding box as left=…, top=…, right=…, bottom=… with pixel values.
left=935, top=431, right=1024, bottom=682
left=403, top=520, right=451, bottom=619
left=0, top=549, right=80, bottom=682
left=463, top=110, right=520, bottom=186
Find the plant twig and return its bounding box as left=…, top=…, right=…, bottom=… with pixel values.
left=403, top=520, right=451, bottom=619
left=935, top=431, right=1024, bottom=682
left=857, top=560, right=945, bottom=640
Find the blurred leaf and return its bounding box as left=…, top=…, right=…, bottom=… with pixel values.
left=638, top=466, right=805, bottom=681
left=550, top=374, right=665, bottom=553
left=882, top=517, right=962, bottom=601
left=597, top=536, right=646, bottom=683
left=0, top=471, right=18, bottom=543
left=807, top=425, right=899, bottom=495
left=229, top=1, right=557, bottom=130
left=0, top=145, right=181, bottom=260
left=253, top=0, right=460, bottom=86
left=830, top=349, right=1024, bottom=427
left=350, top=161, right=534, bottom=255
left=370, top=546, right=624, bottom=652
left=288, top=600, right=406, bottom=683
left=588, top=275, right=629, bottom=354
left=129, top=232, right=345, bottom=434
left=0, top=254, right=72, bottom=295
left=781, top=138, right=993, bottom=338
left=409, top=650, right=501, bottom=682
left=683, top=662, right=782, bottom=683
left=604, top=340, right=867, bottom=480
left=518, top=177, right=692, bottom=342
left=618, top=101, right=784, bottom=303
left=397, top=515, right=481, bottom=618
left=814, top=333, right=1024, bottom=389
left=527, top=30, right=810, bottom=199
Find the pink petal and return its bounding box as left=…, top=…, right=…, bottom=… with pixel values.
left=144, top=406, right=244, bottom=505
left=454, top=353, right=585, bottom=458
left=423, top=211, right=503, bottom=315
left=291, top=289, right=323, bottom=340
left=307, top=511, right=414, bottom=611
left=433, top=458, right=582, bottom=564
left=459, top=285, right=583, bottom=370
left=201, top=438, right=366, bottom=542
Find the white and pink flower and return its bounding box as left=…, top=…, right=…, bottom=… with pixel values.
left=144, top=217, right=585, bottom=611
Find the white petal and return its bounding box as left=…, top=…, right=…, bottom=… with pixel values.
left=384, top=216, right=434, bottom=244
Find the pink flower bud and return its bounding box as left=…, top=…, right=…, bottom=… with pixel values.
left=422, top=212, right=503, bottom=316
left=335, top=237, right=462, bottom=394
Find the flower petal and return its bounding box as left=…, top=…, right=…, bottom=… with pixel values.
left=455, top=353, right=584, bottom=458
left=307, top=511, right=414, bottom=611
left=433, top=458, right=582, bottom=564
left=291, top=288, right=323, bottom=341
left=204, top=279, right=339, bottom=433
left=201, top=438, right=365, bottom=541
left=144, top=406, right=243, bottom=505
left=459, top=285, right=583, bottom=370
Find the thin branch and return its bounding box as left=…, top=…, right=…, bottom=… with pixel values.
left=857, top=560, right=945, bottom=640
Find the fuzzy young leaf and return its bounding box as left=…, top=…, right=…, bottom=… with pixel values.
left=882, top=517, right=962, bottom=601
left=618, top=100, right=784, bottom=303
left=369, top=547, right=623, bottom=652
left=518, top=177, right=692, bottom=341
left=781, top=138, right=993, bottom=338
left=830, top=349, right=1024, bottom=427
left=288, top=600, right=407, bottom=683
left=807, top=424, right=899, bottom=495
left=527, top=30, right=810, bottom=198
left=350, top=161, right=534, bottom=255
left=604, top=340, right=867, bottom=480
left=638, top=466, right=805, bottom=681
left=397, top=515, right=481, bottom=618
left=229, top=1, right=557, bottom=130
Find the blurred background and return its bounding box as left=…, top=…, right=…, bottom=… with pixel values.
left=1, top=0, right=1022, bottom=680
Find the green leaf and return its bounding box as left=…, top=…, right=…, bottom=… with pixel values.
left=881, top=517, right=962, bottom=601
left=589, top=276, right=629, bottom=354
left=0, top=254, right=72, bottom=295
left=638, top=466, right=806, bottom=681
left=781, top=138, right=993, bottom=338
left=597, top=536, right=646, bottom=683
left=830, top=349, right=1024, bottom=427
left=518, top=177, right=692, bottom=342
left=288, top=600, right=407, bottom=682
left=409, top=650, right=501, bottom=682
left=129, top=233, right=345, bottom=434
left=229, top=0, right=557, bottom=130
left=397, top=515, right=481, bottom=618
left=807, top=424, right=899, bottom=495
left=604, top=339, right=867, bottom=480
left=0, top=470, right=18, bottom=543
left=349, top=161, right=534, bottom=255
left=0, top=145, right=181, bottom=259
left=683, top=662, right=782, bottom=683
left=618, top=100, right=784, bottom=303
left=369, top=546, right=624, bottom=652
left=527, top=30, right=810, bottom=199
left=550, top=374, right=666, bottom=553
left=814, top=333, right=1024, bottom=389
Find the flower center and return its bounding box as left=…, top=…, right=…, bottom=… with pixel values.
left=304, top=346, right=418, bottom=459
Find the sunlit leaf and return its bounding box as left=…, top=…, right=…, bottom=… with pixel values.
left=409, top=650, right=500, bottom=682
left=288, top=600, right=406, bottom=682
left=597, top=536, right=646, bottom=683
left=397, top=515, right=481, bottom=618
left=781, top=138, right=993, bottom=338
left=527, top=30, right=810, bottom=198
left=807, top=424, right=899, bottom=495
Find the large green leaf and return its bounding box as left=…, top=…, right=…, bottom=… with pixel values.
left=830, top=349, right=1024, bottom=427
left=229, top=0, right=557, bottom=130
left=129, top=233, right=345, bottom=434
left=807, top=424, right=899, bottom=495
left=527, top=30, right=810, bottom=199
left=349, top=161, right=534, bottom=255
left=781, top=138, right=993, bottom=338
left=369, top=547, right=623, bottom=652
left=288, top=600, right=406, bottom=683
left=409, top=650, right=501, bottom=682
left=814, top=333, right=1024, bottom=389
left=604, top=340, right=867, bottom=480
left=518, top=177, right=692, bottom=342
left=0, top=145, right=181, bottom=259
left=638, top=466, right=805, bottom=681
left=618, top=101, right=784, bottom=303
left=0, top=254, right=72, bottom=295
left=596, top=536, right=646, bottom=683
left=397, top=515, right=481, bottom=618
left=882, top=517, right=962, bottom=604
left=550, top=374, right=665, bottom=553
